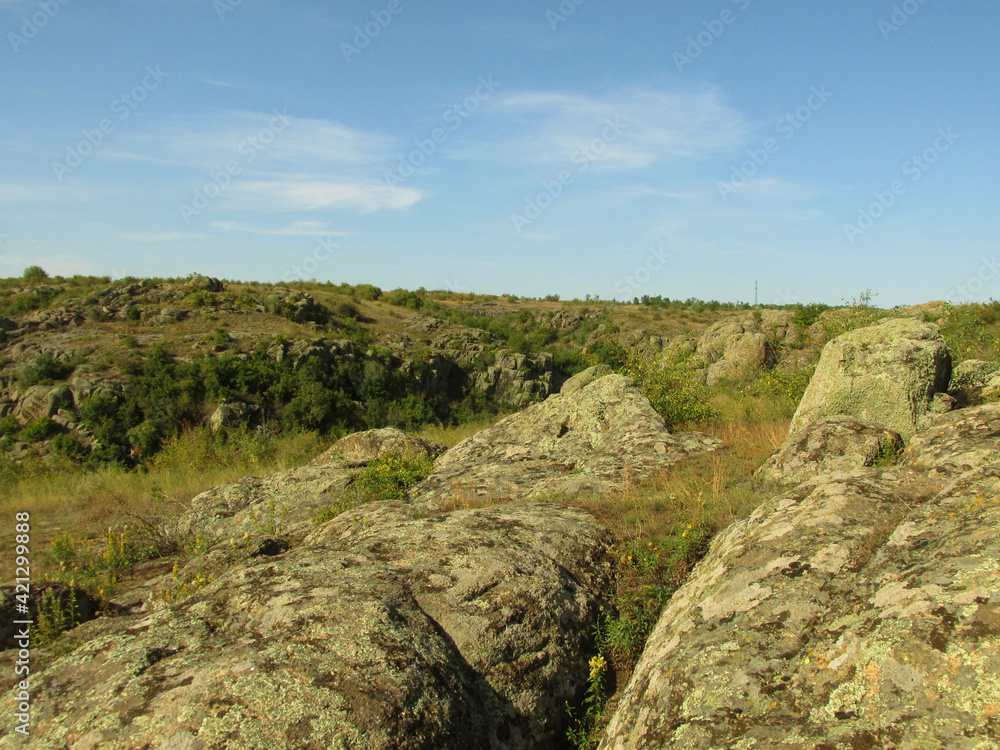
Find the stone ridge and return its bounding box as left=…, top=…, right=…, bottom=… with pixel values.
left=411, top=374, right=722, bottom=508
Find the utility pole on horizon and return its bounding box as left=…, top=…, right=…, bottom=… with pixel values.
left=754, top=279, right=758, bottom=306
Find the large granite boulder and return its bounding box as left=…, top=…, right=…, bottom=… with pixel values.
left=903, top=402, right=1000, bottom=478
left=697, top=311, right=793, bottom=386
left=789, top=318, right=951, bottom=439
left=410, top=374, right=722, bottom=508
left=601, top=411, right=1000, bottom=748
left=757, top=415, right=904, bottom=485
left=310, top=426, right=445, bottom=468
left=0, top=503, right=614, bottom=750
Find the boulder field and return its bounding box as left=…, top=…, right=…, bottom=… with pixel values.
left=601, top=321, right=1000, bottom=749
left=2, top=320, right=999, bottom=749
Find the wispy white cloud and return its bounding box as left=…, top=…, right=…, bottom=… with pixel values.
left=209, top=221, right=351, bottom=237
left=447, top=85, right=749, bottom=172
left=118, top=111, right=399, bottom=170
left=103, top=111, right=425, bottom=215
left=226, top=178, right=424, bottom=213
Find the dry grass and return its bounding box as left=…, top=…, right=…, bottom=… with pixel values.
left=576, top=417, right=788, bottom=544
left=416, top=416, right=502, bottom=448
left=559, top=415, right=790, bottom=744
left=0, top=429, right=331, bottom=584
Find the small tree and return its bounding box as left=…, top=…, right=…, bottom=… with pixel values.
left=23, top=265, right=49, bottom=284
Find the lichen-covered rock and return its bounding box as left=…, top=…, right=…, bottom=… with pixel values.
left=184, top=274, right=224, bottom=293
left=559, top=365, right=612, bottom=395
left=0, top=503, right=615, bottom=750
left=904, top=402, right=1000, bottom=478
left=207, top=401, right=262, bottom=431
left=757, top=416, right=903, bottom=485
left=147, top=307, right=189, bottom=326
left=410, top=375, right=722, bottom=508
left=949, top=358, right=1000, bottom=406
left=698, top=311, right=792, bottom=363
left=601, top=425, right=1000, bottom=748
left=310, top=427, right=446, bottom=468
left=789, top=318, right=951, bottom=439
left=170, top=464, right=357, bottom=551
left=473, top=351, right=555, bottom=407
left=12, top=384, right=73, bottom=423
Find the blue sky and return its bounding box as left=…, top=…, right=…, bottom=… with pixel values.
left=1, top=0, right=998, bottom=306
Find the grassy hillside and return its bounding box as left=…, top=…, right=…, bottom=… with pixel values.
left=5, top=267, right=1000, bottom=744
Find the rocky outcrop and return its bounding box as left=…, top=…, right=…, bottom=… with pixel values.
left=10, top=384, right=73, bottom=423
left=473, top=351, right=555, bottom=407
left=756, top=415, right=903, bottom=485
left=2, top=503, right=614, bottom=750
left=411, top=374, right=721, bottom=508
left=697, top=311, right=792, bottom=386
left=559, top=364, right=612, bottom=394
left=310, top=426, right=445, bottom=468
left=602, top=437, right=1000, bottom=747
left=789, top=318, right=951, bottom=439
left=903, top=402, right=1000, bottom=477
left=207, top=401, right=262, bottom=431
left=601, top=334, right=998, bottom=749
left=146, top=307, right=189, bottom=326
left=184, top=274, right=224, bottom=293
left=949, top=358, right=1000, bottom=406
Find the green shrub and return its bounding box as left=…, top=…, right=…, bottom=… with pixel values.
left=22, top=416, right=61, bottom=443
left=184, top=290, right=217, bottom=308
left=617, top=347, right=716, bottom=430
left=50, top=433, right=89, bottom=462
left=313, top=452, right=435, bottom=527
left=349, top=452, right=434, bottom=501
left=940, top=302, right=1000, bottom=362
left=386, top=289, right=423, bottom=310
left=337, top=301, right=361, bottom=320
left=353, top=284, right=382, bottom=301
left=0, top=414, right=19, bottom=437
left=78, top=392, right=121, bottom=428
left=19, top=353, right=75, bottom=386
left=23, top=265, right=49, bottom=284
